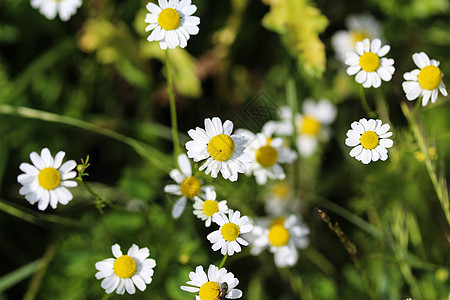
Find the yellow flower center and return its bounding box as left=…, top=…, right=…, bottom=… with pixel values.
left=359, top=52, right=380, bottom=72
left=268, top=224, right=290, bottom=247
left=350, top=29, right=372, bottom=45
left=203, top=200, right=219, bottom=217
left=300, top=115, right=322, bottom=136
left=37, top=167, right=61, bottom=190
left=207, top=134, right=235, bottom=162
left=360, top=131, right=379, bottom=150
left=255, top=145, right=278, bottom=168
left=199, top=281, right=220, bottom=300
left=270, top=217, right=286, bottom=227
left=158, top=8, right=181, bottom=31
left=113, top=255, right=137, bottom=279
left=417, top=65, right=442, bottom=90
left=221, top=223, right=240, bottom=241
left=271, top=183, right=290, bottom=199
left=180, top=176, right=202, bottom=198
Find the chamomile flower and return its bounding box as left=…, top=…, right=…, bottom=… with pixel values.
left=95, top=244, right=156, bottom=295
left=207, top=210, right=253, bottom=256
left=164, top=153, right=213, bottom=219
left=402, top=52, right=447, bottom=106
left=345, top=38, right=395, bottom=88
left=31, top=0, right=82, bottom=22
left=193, top=187, right=228, bottom=227
left=242, top=131, right=297, bottom=185
left=265, top=182, right=301, bottom=216
left=345, top=118, right=393, bottom=164
left=250, top=215, right=309, bottom=267
left=180, top=265, right=242, bottom=299
left=145, top=0, right=200, bottom=50
left=17, top=148, right=77, bottom=211
left=185, top=117, right=252, bottom=182
left=332, top=14, right=382, bottom=62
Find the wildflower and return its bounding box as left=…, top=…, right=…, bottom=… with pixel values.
left=193, top=187, right=228, bottom=227
left=17, top=148, right=77, bottom=210
left=265, top=182, right=301, bottom=216
left=345, top=38, right=395, bottom=88
left=185, top=117, right=252, bottom=182
left=345, top=118, right=393, bottom=164
left=181, top=265, right=242, bottom=299
left=164, top=153, right=213, bottom=219
left=250, top=215, right=309, bottom=267
left=207, top=210, right=253, bottom=256
left=145, top=0, right=200, bottom=50
left=95, top=244, right=156, bottom=295
left=332, top=14, right=382, bottom=62
left=402, top=52, right=447, bottom=106
left=242, top=131, right=297, bottom=185
left=30, top=0, right=82, bottom=21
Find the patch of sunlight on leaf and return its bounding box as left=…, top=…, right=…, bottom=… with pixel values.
left=262, top=0, right=328, bottom=78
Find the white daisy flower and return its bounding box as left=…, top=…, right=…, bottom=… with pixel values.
left=95, top=244, right=156, bottom=295
left=193, top=187, right=228, bottom=227
left=207, top=210, right=253, bottom=256
left=180, top=264, right=242, bottom=299
left=242, top=131, right=297, bottom=185
left=345, top=118, right=394, bottom=164
left=402, top=52, right=447, bottom=106
left=331, top=14, right=382, bottom=62
left=185, top=117, right=252, bottom=182
left=345, top=38, right=395, bottom=88
left=17, top=148, right=77, bottom=211
left=250, top=215, right=309, bottom=268
left=164, top=153, right=213, bottom=219
left=31, top=0, right=82, bottom=22
left=145, top=0, right=200, bottom=50
left=265, top=182, right=301, bottom=216
left=263, top=99, right=337, bottom=157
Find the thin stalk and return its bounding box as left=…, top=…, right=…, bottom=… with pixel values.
left=101, top=293, right=113, bottom=300
left=165, top=50, right=181, bottom=160
left=400, top=102, right=450, bottom=229
left=359, top=86, right=376, bottom=118
left=218, top=254, right=228, bottom=269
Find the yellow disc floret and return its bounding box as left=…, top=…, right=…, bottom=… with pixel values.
left=203, top=200, right=219, bottom=217
left=199, top=281, right=220, bottom=300
left=351, top=30, right=371, bottom=45
left=268, top=224, right=290, bottom=247
left=221, top=223, right=240, bottom=241
left=418, top=65, right=442, bottom=90
left=256, top=145, right=278, bottom=168
left=113, top=255, right=137, bottom=279
left=359, top=52, right=380, bottom=72
left=180, top=176, right=201, bottom=198
left=360, top=131, right=379, bottom=150
left=38, top=168, right=61, bottom=190
left=300, top=116, right=322, bottom=136
left=207, top=134, right=235, bottom=161
left=158, top=8, right=181, bottom=31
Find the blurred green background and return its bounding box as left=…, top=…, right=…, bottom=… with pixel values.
left=0, top=0, right=449, bottom=299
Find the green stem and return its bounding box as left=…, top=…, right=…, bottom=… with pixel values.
left=101, top=293, right=113, bottom=300
left=218, top=254, right=228, bottom=269
left=165, top=50, right=181, bottom=160
left=359, top=86, right=376, bottom=118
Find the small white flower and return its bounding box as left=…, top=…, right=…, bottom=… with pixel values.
left=250, top=215, right=309, bottom=267
left=31, top=0, right=82, bottom=21
left=193, top=187, right=228, bottom=227
left=164, top=153, right=213, bottom=219
left=402, top=52, right=447, bottom=106
left=263, top=99, right=337, bottom=157
left=242, top=131, right=297, bottom=185
left=145, top=0, right=200, bottom=50
left=95, top=244, right=156, bottom=295
left=265, top=182, right=301, bottom=216
left=345, top=38, right=395, bottom=88
left=185, top=117, right=252, bottom=182
left=17, top=148, right=77, bottom=211
left=331, top=14, right=382, bottom=62
left=207, top=210, right=253, bottom=256
left=180, top=265, right=242, bottom=299
left=345, top=118, right=393, bottom=164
